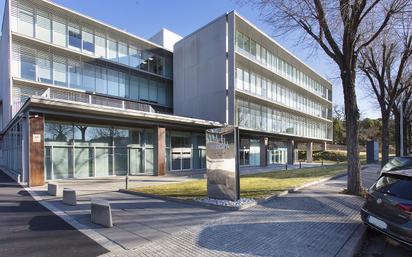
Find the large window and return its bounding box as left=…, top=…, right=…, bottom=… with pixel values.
left=82, top=63, right=95, bottom=91
left=37, top=52, right=51, bottom=84
left=68, top=23, right=82, bottom=50
left=118, top=42, right=128, bottom=65
left=95, top=66, right=107, bottom=94
left=68, top=60, right=81, bottom=89
left=107, top=38, right=117, bottom=62
left=53, top=56, right=67, bottom=87
left=36, top=11, right=51, bottom=42
left=82, top=28, right=95, bottom=55
left=236, top=97, right=331, bottom=140
left=12, top=1, right=172, bottom=78
left=52, top=17, right=66, bottom=47
left=44, top=121, right=156, bottom=179
left=95, top=32, right=106, bottom=58
left=20, top=53, right=36, bottom=80
left=13, top=42, right=173, bottom=107
left=18, top=7, right=34, bottom=37
left=107, top=70, right=119, bottom=96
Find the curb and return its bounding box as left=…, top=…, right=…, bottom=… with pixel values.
left=24, top=187, right=127, bottom=253
left=120, top=170, right=347, bottom=211
left=335, top=223, right=367, bottom=257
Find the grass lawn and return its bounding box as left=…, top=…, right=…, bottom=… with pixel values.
left=131, top=164, right=348, bottom=200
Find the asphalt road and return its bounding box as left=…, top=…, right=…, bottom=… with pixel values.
left=357, top=228, right=412, bottom=257
left=0, top=170, right=108, bottom=257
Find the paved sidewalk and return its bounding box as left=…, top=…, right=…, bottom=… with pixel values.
left=0, top=170, right=108, bottom=257
left=32, top=164, right=380, bottom=257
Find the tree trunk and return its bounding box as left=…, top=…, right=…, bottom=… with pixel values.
left=381, top=113, right=390, bottom=167
left=394, top=111, right=401, bottom=156
left=403, top=115, right=409, bottom=156
left=341, top=70, right=362, bottom=195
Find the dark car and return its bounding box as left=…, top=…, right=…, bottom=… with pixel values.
left=361, top=169, right=412, bottom=247
left=381, top=156, right=412, bottom=175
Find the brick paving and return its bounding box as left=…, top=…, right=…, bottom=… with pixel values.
left=97, top=165, right=380, bottom=257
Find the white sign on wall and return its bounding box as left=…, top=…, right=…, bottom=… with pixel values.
left=33, top=134, right=41, bottom=143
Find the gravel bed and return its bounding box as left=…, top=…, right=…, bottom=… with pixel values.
left=195, top=197, right=256, bottom=207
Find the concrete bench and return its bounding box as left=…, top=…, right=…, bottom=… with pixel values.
left=91, top=198, right=113, bottom=228
left=62, top=188, right=76, bottom=206
left=47, top=183, right=59, bottom=196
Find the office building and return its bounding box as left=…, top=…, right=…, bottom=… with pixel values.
left=0, top=0, right=332, bottom=186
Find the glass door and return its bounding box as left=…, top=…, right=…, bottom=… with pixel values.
left=170, top=133, right=192, bottom=171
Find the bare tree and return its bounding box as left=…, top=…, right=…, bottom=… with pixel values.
left=359, top=20, right=412, bottom=166
left=242, top=0, right=411, bottom=195
left=333, top=104, right=345, bottom=121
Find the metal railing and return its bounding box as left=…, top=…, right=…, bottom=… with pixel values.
left=12, top=87, right=157, bottom=117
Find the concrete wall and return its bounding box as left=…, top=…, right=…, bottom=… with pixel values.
left=149, top=28, right=183, bottom=52
left=0, top=0, right=12, bottom=130
left=173, top=15, right=229, bottom=124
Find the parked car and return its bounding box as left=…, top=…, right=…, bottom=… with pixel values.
left=361, top=169, right=412, bottom=248
left=381, top=156, right=412, bottom=175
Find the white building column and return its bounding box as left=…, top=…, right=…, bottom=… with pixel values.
left=306, top=142, right=313, bottom=163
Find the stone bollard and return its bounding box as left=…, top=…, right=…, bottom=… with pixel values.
left=62, top=188, right=77, bottom=206
left=91, top=198, right=113, bottom=228
left=47, top=183, right=59, bottom=196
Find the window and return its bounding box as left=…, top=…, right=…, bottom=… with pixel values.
left=18, top=7, right=34, bottom=37
left=149, top=80, right=158, bottom=102
left=107, top=70, right=119, bottom=96
left=148, top=55, right=158, bottom=74
left=236, top=67, right=243, bottom=90
left=37, top=52, right=51, bottom=84
left=82, top=63, right=95, bottom=91
left=53, top=56, right=67, bottom=86
left=82, top=28, right=95, bottom=55
left=68, top=60, right=81, bottom=89
left=158, top=83, right=166, bottom=105
left=129, top=75, right=139, bottom=100
left=53, top=18, right=66, bottom=47
left=118, top=42, right=128, bottom=65
left=68, top=23, right=82, bottom=50
left=139, top=51, right=149, bottom=71
left=107, top=38, right=117, bottom=62
left=157, top=56, right=164, bottom=76
left=36, top=11, right=51, bottom=42
left=140, top=78, right=149, bottom=100
left=118, top=71, right=127, bottom=98
left=20, top=52, right=35, bottom=80
left=95, top=66, right=107, bottom=94
left=95, top=32, right=106, bottom=58
left=129, top=45, right=140, bottom=68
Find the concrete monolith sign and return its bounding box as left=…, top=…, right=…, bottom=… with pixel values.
left=206, top=126, right=240, bottom=201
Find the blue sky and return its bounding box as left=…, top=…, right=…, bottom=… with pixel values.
left=0, top=0, right=379, bottom=118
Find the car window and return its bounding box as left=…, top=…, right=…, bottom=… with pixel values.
left=374, top=174, right=412, bottom=200
left=382, top=157, right=412, bottom=171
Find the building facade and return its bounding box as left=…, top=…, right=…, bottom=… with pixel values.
left=0, top=0, right=332, bottom=186
left=174, top=12, right=333, bottom=168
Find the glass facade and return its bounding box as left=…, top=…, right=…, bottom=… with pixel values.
left=239, top=138, right=260, bottom=166
left=236, top=30, right=332, bottom=101
left=165, top=131, right=206, bottom=172
left=236, top=65, right=331, bottom=120
left=11, top=0, right=173, bottom=79
left=12, top=43, right=173, bottom=107
left=236, top=97, right=332, bottom=140
left=44, top=121, right=155, bottom=179
left=1, top=122, right=22, bottom=175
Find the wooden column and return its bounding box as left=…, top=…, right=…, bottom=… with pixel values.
left=156, top=127, right=166, bottom=176
left=29, top=114, right=45, bottom=186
